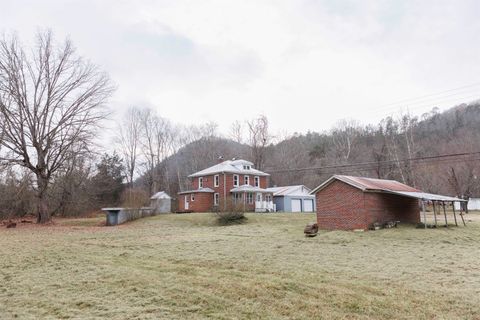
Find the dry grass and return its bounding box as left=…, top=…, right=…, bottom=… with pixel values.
left=1, top=212, right=480, bottom=319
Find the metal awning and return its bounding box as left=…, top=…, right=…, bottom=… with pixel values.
left=230, top=185, right=271, bottom=193
left=384, top=191, right=467, bottom=202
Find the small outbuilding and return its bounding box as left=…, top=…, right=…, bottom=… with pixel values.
left=311, top=175, right=466, bottom=230
left=266, top=185, right=316, bottom=212
left=150, top=191, right=172, bottom=214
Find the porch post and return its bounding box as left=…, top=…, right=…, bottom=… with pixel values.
left=243, top=191, right=246, bottom=212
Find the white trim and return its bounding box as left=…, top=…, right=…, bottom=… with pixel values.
left=254, top=176, right=260, bottom=187
left=246, top=192, right=254, bottom=204
left=191, top=194, right=195, bottom=202
left=214, top=174, right=219, bottom=187
left=214, top=193, right=219, bottom=206
left=198, top=177, right=203, bottom=188
left=233, top=174, right=239, bottom=187
left=244, top=175, right=250, bottom=186
left=233, top=192, right=242, bottom=204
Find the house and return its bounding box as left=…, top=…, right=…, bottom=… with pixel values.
left=311, top=175, right=466, bottom=230
left=177, top=159, right=275, bottom=213
left=266, top=185, right=315, bottom=212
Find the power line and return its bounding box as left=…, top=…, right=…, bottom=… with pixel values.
left=266, top=151, right=480, bottom=174
left=372, top=82, right=480, bottom=109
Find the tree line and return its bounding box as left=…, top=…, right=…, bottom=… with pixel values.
left=1, top=30, right=479, bottom=222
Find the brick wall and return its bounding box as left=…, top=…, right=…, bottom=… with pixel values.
left=177, top=192, right=213, bottom=212
left=364, top=192, right=420, bottom=224
left=315, top=180, right=368, bottom=230
left=191, top=173, right=268, bottom=211
left=315, top=179, right=421, bottom=230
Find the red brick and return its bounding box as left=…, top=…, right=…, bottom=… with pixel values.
left=315, top=180, right=420, bottom=230
left=179, top=173, right=269, bottom=212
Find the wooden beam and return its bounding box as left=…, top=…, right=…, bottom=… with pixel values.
left=432, top=201, right=438, bottom=227
left=421, top=200, right=427, bottom=229
left=442, top=201, right=448, bottom=227
left=451, top=201, right=458, bottom=227
left=459, top=206, right=467, bottom=226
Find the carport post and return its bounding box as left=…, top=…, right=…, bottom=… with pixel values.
left=432, top=201, right=438, bottom=227
left=421, top=200, right=427, bottom=229
left=442, top=201, right=448, bottom=227
left=459, top=204, right=466, bottom=226
left=451, top=201, right=458, bottom=226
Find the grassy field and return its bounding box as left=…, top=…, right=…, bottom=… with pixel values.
left=1, top=213, right=480, bottom=319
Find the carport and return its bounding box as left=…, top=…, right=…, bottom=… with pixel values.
left=387, top=190, right=468, bottom=228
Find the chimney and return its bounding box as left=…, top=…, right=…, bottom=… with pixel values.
left=218, top=155, right=224, bottom=163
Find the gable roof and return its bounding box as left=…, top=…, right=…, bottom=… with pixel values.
left=188, top=159, right=269, bottom=178
left=311, top=175, right=466, bottom=202
left=266, top=185, right=313, bottom=197
left=178, top=187, right=215, bottom=195
left=311, top=175, right=420, bottom=194
left=150, top=191, right=171, bottom=200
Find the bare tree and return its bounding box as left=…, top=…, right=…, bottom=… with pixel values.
left=331, top=119, right=360, bottom=161
left=230, top=120, right=244, bottom=143
left=0, top=31, right=114, bottom=223
left=138, top=107, right=173, bottom=195
left=246, top=115, right=271, bottom=170
left=118, top=107, right=141, bottom=188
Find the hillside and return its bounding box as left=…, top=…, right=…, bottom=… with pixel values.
left=149, top=101, right=480, bottom=199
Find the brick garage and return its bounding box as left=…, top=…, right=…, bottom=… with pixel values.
left=312, top=175, right=421, bottom=230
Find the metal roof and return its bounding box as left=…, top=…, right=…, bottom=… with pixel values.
left=266, top=185, right=314, bottom=197
left=311, top=175, right=466, bottom=202
left=188, top=159, right=270, bottom=178
left=178, top=187, right=215, bottom=195
left=386, top=191, right=467, bottom=202
left=230, top=185, right=271, bottom=193
left=150, top=191, right=171, bottom=200
left=311, top=175, right=420, bottom=194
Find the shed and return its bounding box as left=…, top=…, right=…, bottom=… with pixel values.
left=311, top=175, right=466, bottom=230
left=150, top=191, right=172, bottom=214
left=266, top=185, right=315, bottom=212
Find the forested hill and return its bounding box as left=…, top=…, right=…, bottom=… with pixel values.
left=155, top=101, right=480, bottom=198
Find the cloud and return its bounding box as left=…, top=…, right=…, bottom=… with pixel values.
left=1, top=0, right=480, bottom=137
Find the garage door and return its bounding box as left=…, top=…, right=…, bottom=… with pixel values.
left=303, top=199, right=314, bottom=212
left=291, top=199, right=302, bottom=212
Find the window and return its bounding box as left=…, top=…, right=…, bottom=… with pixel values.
left=191, top=194, right=195, bottom=201
left=246, top=193, right=254, bottom=204
left=214, top=175, right=219, bottom=187
left=266, top=195, right=272, bottom=202
left=256, top=193, right=262, bottom=202
left=233, top=193, right=242, bottom=204
left=198, top=177, right=203, bottom=188
left=254, top=176, right=260, bottom=187
left=214, top=193, right=219, bottom=206
left=233, top=174, right=239, bottom=187
left=244, top=175, right=250, bottom=185
left=243, top=165, right=251, bottom=170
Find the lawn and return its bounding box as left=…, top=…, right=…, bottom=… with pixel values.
left=1, top=212, right=480, bottom=319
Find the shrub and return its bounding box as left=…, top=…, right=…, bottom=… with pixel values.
left=213, top=203, right=247, bottom=225
left=120, top=188, right=150, bottom=208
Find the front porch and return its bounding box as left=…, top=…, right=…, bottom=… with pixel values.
left=230, top=185, right=276, bottom=212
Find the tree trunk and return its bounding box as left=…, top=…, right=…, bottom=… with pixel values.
left=36, top=175, right=51, bottom=223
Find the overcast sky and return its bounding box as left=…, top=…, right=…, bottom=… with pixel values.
left=2, top=0, right=480, bottom=137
